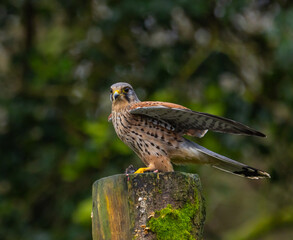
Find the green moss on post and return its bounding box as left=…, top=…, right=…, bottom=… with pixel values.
left=148, top=203, right=200, bottom=240
left=92, top=172, right=205, bottom=240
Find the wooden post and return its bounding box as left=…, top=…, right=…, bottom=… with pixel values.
left=92, top=172, right=205, bottom=240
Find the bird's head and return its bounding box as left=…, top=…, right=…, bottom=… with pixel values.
left=110, top=82, right=140, bottom=107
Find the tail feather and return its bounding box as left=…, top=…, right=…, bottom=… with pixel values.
left=183, top=140, right=270, bottom=179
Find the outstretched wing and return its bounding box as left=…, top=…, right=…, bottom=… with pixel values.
left=129, top=101, right=265, bottom=138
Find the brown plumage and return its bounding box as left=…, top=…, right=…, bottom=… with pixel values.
left=109, top=82, right=270, bottom=179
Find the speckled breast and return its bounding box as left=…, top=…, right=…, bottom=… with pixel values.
left=111, top=109, right=183, bottom=161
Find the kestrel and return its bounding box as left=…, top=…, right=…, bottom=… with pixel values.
left=109, top=82, right=270, bottom=179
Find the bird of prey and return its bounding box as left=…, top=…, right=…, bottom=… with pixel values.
left=109, top=82, right=270, bottom=179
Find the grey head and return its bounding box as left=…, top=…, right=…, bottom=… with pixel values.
left=110, top=82, right=140, bottom=103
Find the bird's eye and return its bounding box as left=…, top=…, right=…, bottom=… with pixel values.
left=110, top=89, right=113, bottom=94
left=123, top=87, right=130, bottom=93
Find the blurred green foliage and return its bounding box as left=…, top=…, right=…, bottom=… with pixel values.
left=1, top=0, right=293, bottom=239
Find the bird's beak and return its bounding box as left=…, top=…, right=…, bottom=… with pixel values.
left=113, top=90, right=121, bottom=100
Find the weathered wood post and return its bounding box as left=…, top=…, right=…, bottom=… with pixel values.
left=92, top=172, right=205, bottom=240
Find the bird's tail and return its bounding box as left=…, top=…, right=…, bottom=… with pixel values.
left=181, top=139, right=270, bottom=179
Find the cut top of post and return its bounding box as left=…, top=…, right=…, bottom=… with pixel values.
left=92, top=172, right=205, bottom=240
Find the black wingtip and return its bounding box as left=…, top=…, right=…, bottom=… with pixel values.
left=239, top=127, right=266, bottom=137
left=255, top=131, right=266, bottom=138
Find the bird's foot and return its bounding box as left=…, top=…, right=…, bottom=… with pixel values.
left=134, top=167, right=149, bottom=174
left=134, top=167, right=160, bottom=174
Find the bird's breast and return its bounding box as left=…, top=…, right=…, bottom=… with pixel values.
left=111, top=110, right=184, bottom=159
left=112, top=111, right=131, bottom=140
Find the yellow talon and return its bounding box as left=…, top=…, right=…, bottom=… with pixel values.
left=134, top=168, right=149, bottom=174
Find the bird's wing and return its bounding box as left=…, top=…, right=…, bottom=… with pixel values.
left=129, top=101, right=265, bottom=137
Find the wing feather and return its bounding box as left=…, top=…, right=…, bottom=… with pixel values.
left=129, top=101, right=265, bottom=137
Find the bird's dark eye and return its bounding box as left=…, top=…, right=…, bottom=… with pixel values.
left=123, top=87, right=130, bottom=93
left=110, top=89, right=113, bottom=94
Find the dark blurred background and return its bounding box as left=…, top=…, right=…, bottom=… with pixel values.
left=1, top=0, right=293, bottom=239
